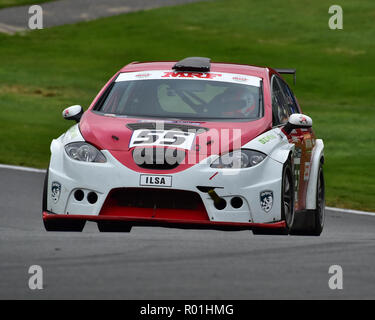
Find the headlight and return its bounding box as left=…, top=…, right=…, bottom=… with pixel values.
left=64, top=142, right=106, bottom=163
left=210, top=149, right=266, bottom=169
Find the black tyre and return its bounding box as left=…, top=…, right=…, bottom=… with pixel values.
left=42, top=168, right=49, bottom=212
left=253, top=161, right=294, bottom=235
left=290, top=163, right=325, bottom=236
left=43, top=218, right=86, bottom=232
left=281, top=161, right=295, bottom=232
left=313, top=164, right=325, bottom=235
left=97, top=221, right=132, bottom=233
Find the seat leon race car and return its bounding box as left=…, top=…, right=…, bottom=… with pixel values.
left=42, top=57, right=325, bottom=235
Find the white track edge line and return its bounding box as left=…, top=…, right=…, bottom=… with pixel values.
left=325, top=206, right=375, bottom=217
left=0, top=164, right=46, bottom=173
left=1, top=163, right=375, bottom=216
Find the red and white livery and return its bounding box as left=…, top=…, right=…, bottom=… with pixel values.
left=43, top=57, right=325, bottom=235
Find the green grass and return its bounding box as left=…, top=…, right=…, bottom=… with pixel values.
left=0, top=0, right=53, bottom=9
left=0, top=0, right=374, bottom=211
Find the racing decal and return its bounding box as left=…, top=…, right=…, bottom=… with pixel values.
left=288, top=127, right=316, bottom=210
left=260, top=191, right=273, bottom=213
left=129, top=129, right=196, bottom=150
left=304, top=162, right=311, bottom=181
left=62, top=124, right=84, bottom=145
left=305, top=138, right=312, bottom=149
left=304, top=132, right=312, bottom=149
left=115, top=70, right=261, bottom=87
left=162, top=72, right=222, bottom=79
left=232, top=76, right=248, bottom=82
left=140, top=175, right=172, bottom=187
left=135, top=73, right=151, bottom=78
left=293, top=147, right=302, bottom=203
left=209, top=172, right=219, bottom=180
left=299, top=115, right=308, bottom=125
left=51, top=182, right=61, bottom=203
left=291, top=135, right=299, bottom=143
left=65, top=125, right=79, bottom=140
left=258, top=134, right=277, bottom=144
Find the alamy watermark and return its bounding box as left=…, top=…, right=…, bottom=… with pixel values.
left=328, top=265, right=343, bottom=290
left=328, top=5, right=343, bottom=30
left=28, top=265, right=43, bottom=290
left=28, top=5, right=43, bottom=30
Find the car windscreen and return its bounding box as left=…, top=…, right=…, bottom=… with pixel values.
left=94, top=71, right=263, bottom=120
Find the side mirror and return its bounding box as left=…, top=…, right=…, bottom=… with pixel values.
left=62, top=105, right=83, bottom=122
left=283, top=113, right=312, bottom=135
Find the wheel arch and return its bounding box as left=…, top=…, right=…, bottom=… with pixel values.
left=268, top=143, right=295, bottom=165
left=305, top=139, right=324, bottom=210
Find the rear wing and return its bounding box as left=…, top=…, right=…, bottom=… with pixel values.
left=274, top=68, right=296, bottom=85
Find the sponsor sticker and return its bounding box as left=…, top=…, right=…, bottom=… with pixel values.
left=64, top=125, right=79, bottom=140
left=115, top=70, right=261, bottom=87
left=232, top=76, right=248, bottom=82
left=304, top=162, right=311, bottom=181
left=51, top=182, right=61, bottom=203
left=135, top=73, right=151, bottom=78
left=305, top=138, right=312, bottom=149
left=260, top=190, right=273, bottom=213
left=140, top=175, right=172, bottom=187
left=258, top=134, right=277, bottom=144
left=161, top=71, right=222, bottom=79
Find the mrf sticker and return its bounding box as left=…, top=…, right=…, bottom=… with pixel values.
left=260, top=191, right=273, bottom=213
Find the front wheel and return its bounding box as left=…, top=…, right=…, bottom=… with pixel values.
left=290, top=164, right=325, bottom=236
left=43, top=218, right=86, bottom=232
left=313, top=165, right=325, bottom=235
left=281, top=161, right=295, bottom=232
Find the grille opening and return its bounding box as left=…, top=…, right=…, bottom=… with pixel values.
left=136, top=162, right=181, bottom=170
left=105, top=188, right=203, bottom=210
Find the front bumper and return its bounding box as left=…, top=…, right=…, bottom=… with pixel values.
left=46, top=144, right=284, bottom=225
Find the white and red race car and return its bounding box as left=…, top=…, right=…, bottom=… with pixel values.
left=42, top=57, right=325, bottom=235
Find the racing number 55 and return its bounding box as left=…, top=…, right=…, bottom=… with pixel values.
left=129, top=130, right=196, bottom=150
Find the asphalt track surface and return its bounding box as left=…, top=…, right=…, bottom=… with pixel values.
left=0, top=0, right=208, bottom=34
left=1, top=167, right=375, bottom=299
